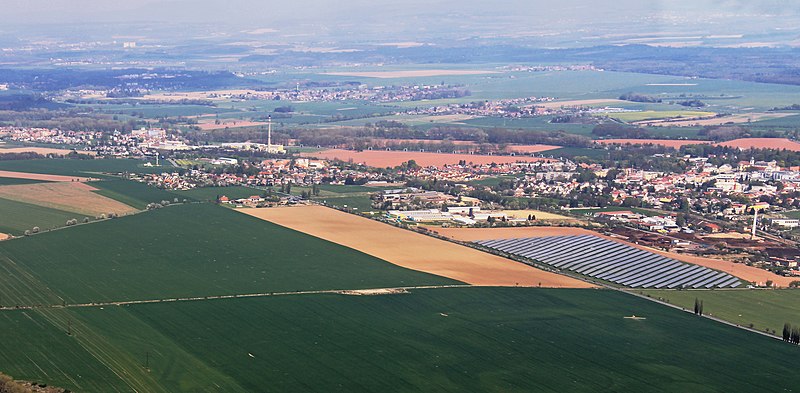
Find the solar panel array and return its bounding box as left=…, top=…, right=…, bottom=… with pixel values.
left=476, top=235, right=741, bottom=289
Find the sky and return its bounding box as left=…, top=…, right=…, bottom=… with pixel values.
left=2, top=1, right=799, bottom=46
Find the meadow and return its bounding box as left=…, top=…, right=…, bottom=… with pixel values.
left=1, top=288, right=799, bottom=391
left=90, top=179, right=179, bottom=210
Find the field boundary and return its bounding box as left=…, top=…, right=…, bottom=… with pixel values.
left=0, top=284, right=472, bottom=311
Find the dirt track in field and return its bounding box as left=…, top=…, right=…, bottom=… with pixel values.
left=241, top=206, right=593, bottom=288
left=434, top=227, right=795, bottom=287
left=0, top=182, right=137, bottom=216
left=0, top=170, right=94, bottom=182
left=301, top=149, right=553, bottom=168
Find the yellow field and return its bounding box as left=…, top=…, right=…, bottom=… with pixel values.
left=0, top=182, right=137, bottom=216
left=241, top=206, right=593, bottom=288
left=500, top=209, right=574, bottom=220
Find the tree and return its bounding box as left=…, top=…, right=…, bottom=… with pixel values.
left=699, top=300, right=704, bottom=316
left=694, top=298, right=699, bottom=315
left=766, top=280, right=774, bottom=288
left=789, top=280, right=800, bottom=288
left=783, top=323, right=791, bottom=342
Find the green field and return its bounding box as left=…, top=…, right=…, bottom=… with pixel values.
left=639, top=289, right=800, bottom=335
left=90, top=179, right=179, bottom=210
left=0, top=197, right=86, bottom=236
left=316, top=195, right=376, bottom=211
left=0, top=158, right=164, bottom=177
left=0, top=203, right=455, bottom=306
left=783, top=210, right=800, bottom=219
left=596, top=110, right=716, bottom=123
left=2, top=288, right=800, bottom=391
left=0, top=177, right=49, bottom=185
left=171, top=186, right=260, bottom=202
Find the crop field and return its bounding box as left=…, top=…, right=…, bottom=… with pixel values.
left=716, top=138, right=800, bottom=151
left=0, top=203, right=454, bottom=306
left=0, top=158, right=164, bottom=177
left=302, top=148, right=551, bottom=168
left=0, top=182, right=137, bottom=216
left=89, top=179, right=180, bottom=210
left=242, top=206, right=590, bottom=288
left=639, top=289, right=800, bottom=335
left=0, top=176, right=48, bottom=185
left=2, top=288, right=800, bottom=391
left=172, top=185, right=260, bottom=202
left=596, top=110, right=716, bottom=123
left=0, top=197, right=86, bottom=235
left=784, top=210, right=800, bottom=219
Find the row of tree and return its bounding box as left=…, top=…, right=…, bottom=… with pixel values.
left=782, top=323, right=800, bottom=344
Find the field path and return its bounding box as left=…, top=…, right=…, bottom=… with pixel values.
left=0, top=284, right=472, bottom=311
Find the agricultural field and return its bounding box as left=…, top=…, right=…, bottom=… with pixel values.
left=242, top=206, right=590, bottom=288
left=0, top=158, right=164, bottom=178
left=0, top=197, right=87, bottom=235
left=0, top=182, right=137, bottom=216
left=172, top=185, right=260, bottom=202
left=783, top=210, right=800, bottom=219
left=596, top=110, right=716, bottom=123
left=302, top=148, right=550, bottom=168
left=0, top=203, right=455, bottom=306
left=639, top=289, right=800, bottom=335
left=89, top=179, right=180, bottom=210
left=716, top=138, right=800, bottom=152
left=2, top=288, right=800, bottom=391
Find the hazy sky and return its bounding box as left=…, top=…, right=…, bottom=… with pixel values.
left=3, top=0, right=799, bottom=46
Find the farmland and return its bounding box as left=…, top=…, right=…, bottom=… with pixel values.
left=302, top=148, right=551, bottom=168
left=0, top=159, right=164, bottom=178
left=0, top=182, right=137, bottom=216
left=0, top=197, right=87, bottom=235
left=716, top=138, right=800, bottom=151
left=1, top=288, right=800, bottom=391
left=639, top=289, right=800, bottom=335
left=242, top=205, right=592, bottom=288
left=0, top=203, right=455, bottom=306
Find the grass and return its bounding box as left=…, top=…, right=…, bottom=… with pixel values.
left=90, top=179, right=178, bottom=210
left=0, top=197, right=86, bottom=235
left=3, top=287, right=800, bottom=391
left=639, top=289, right=800, bottom=335
left=0, top=203, right=455, bottom=305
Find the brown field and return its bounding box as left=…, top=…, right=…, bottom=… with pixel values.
left=301, top=149, right=552, bottom=168
left=0, top=147, right=95, bottom=156
left=537, top=99, right=625, bottom=109
left=503, top=144, right=562, bottom=153
left=594, top=139, right=710, bottom=148
left=321, top=70, right=498, bottom=78
left=716, top=138, right=800, bottom=152
left=0, top=182, right=137, bottom=216
left=435, top=227, right=794, bottom=287
left=0, top=170, right=93, bottom=182
left=242, top=206, right=593, bottom=288
left=640, top=112, right=794, bottom=127
left=195, top=119, right=267, bottom=130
